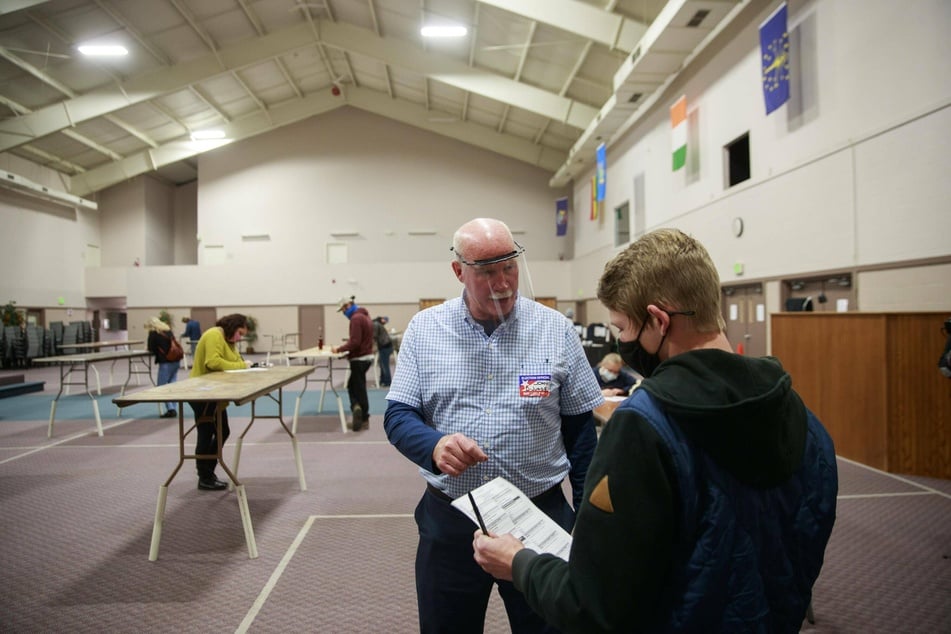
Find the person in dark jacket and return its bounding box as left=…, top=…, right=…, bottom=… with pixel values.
left=592, top=351, right=638, bottom=396
left=147, top=316, right=179, bottom=418
left=474, top=228, right=838, bottom=633
left=181, top=316, right=202, bottom=356
left=333, top=296, right=374, bottom=431
left=373, top=316, right=394, bottom=386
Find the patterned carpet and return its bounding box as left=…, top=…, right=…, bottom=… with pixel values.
left=0, top=363, right=948, bottom=632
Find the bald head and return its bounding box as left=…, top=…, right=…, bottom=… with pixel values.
left=451, top=218, right=520, bottom=321
left=452, top=218, right=515, bottom=265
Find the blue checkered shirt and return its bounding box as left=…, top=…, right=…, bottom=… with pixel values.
left=386, top=292, right=604, bottom=500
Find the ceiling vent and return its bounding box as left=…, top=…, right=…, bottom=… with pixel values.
left=687, top=10, right=711, bottom=27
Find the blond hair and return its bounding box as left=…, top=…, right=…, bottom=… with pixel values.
left=597, top=228, right=725, bottom=332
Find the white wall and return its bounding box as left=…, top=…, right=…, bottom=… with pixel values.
left=0, top=156, right=97, bottom=308
left=569, top=0, right=951, bottom=311
left=85, top=108, right=572, bottom=309
left=196, top=107, right=570, bottom=266
left=144, top=177, right=174, bottom=266
left=98, top=177, right=144, bottom=268
left=173, top=181, right=198, bottom=265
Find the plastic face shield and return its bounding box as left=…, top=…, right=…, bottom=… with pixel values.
left=451, top=241, right=535, bottom=322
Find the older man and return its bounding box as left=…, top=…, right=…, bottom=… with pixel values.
left=384, top=218, right=603, bottom=634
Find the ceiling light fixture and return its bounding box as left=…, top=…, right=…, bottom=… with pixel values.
left=420, top=25, right=467, bottom=38
left=77, top=45, right=128, bottom=57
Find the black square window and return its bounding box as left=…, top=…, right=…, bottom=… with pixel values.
left=726, top=133, right=750, bottom=188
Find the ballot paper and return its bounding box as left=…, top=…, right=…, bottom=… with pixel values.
left=452, top=476, right=572, bottom=561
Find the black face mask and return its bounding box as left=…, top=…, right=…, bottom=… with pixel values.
left=617, top=319, right=666, bottom=378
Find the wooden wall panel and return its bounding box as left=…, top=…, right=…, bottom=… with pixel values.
left=885, top=314, right=951, bottom=477
left=772, top=312, right=951, bottom=478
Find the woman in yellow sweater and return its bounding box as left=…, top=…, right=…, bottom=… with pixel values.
left=190, top=314, right=252, bottom=490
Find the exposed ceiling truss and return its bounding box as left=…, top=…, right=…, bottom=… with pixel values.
left=0, top=0, right=746, bottom=198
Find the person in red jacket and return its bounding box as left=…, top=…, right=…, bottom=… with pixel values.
left=333, top=296, right=374, bottom=431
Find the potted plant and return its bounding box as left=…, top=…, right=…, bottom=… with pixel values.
left=2, top=300, right=24, bottom=328
left=244, top=315, right=258, bottom=353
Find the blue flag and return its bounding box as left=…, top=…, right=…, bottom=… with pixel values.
left=555, top=197, right=568, bottom=236
left=759, top=3, right=790, bottom=115
left=595, top=143, right=606, bottom=202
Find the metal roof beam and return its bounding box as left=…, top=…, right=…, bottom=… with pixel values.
left=69, top=85, right=567, bottom=196
left=479, top=0, right=646, bottom=52
left=0, top=18, right=594, bottom=153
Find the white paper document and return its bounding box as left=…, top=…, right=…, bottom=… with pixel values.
left=451, top=476, right=572, bottom=561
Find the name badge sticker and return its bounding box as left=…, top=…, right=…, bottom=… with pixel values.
left=519, top=374, right=551, bottom=398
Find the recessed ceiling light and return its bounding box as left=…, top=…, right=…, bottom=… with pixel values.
left=77, top=45, right=128, bottom=57
left=190, top=129, right=226, bottom=140
left=420, top=25, right=467, bottom=38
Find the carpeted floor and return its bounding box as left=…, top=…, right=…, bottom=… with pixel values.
left=0, top=361, right=949, bottom=632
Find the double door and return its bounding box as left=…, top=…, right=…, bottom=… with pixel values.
left=721, top=284, right=766, bottom=357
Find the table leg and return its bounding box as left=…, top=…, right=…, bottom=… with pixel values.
left=292, top=392, right=303, bottom=435
left=336, top=395, right=347, bottom=433
left=91, top=396, right=103, bottom=437
left=275, top=386, right=307, bottom=491
left=291, top=372, right=311, bottom=435
left=292, top=436, right=307, bottom=491
left=47, top=364, right=67, bottom=438
left=149, top=484, right=169, bottom=561
left=47, top=401, right=58, bottom=438
left=91, top=363, right=102, bottom=395
left=326, top=358, right=348, bottom=433
left=231, top=437, right=244, bottom=490
left=234, top=484, right=258, bottom=559
left=149, top=412, right=186, bottom=561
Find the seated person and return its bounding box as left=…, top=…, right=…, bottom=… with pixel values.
left=593, top=352, right=638, bottom=396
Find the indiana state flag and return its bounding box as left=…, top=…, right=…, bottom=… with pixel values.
left=759, top=3, right=790, bottom=115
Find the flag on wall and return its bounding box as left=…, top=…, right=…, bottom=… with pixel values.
left=670, top=95, right=687, bottom=171
left=590, top=176, right=599, bottom=220
left=759, top=2, right=790, bottom=115
left=595, top=143, right=606, bottom=202
left=555, top=197, right=568, bottom=236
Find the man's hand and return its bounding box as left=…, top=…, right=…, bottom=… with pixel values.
left=473, top=531, right=524, bottom=581
left=432, top=433, right=488, bottom=476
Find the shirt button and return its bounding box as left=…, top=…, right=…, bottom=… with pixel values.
left=485, top=409, right=491, bottom=415
left=487, top=374, right=493, bottom=380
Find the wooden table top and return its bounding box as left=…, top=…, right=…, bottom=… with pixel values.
left=33, top=349, right=150, bottom=364
left=284, top=346, right=347, bottom=360
left=594, top=399, right=621, bottom=425
left=113, top=365, right=315, bottom=407
left=57, top=340, right=144, bottom=350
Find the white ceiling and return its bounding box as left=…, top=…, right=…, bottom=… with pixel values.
left=0, top=0, right=745, bottom=199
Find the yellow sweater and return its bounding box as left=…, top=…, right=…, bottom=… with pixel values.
left=190, top=327, right=247, bottom=377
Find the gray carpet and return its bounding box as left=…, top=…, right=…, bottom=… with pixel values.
left=0, top=364, right=949, bottom=632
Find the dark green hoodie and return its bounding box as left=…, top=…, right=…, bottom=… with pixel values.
left=512, top=349, right=837, bottom=633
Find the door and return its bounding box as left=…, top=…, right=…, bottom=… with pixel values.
left=189, top=307, right=217, bottom=338
left=298, top=305, right=324, bottom=349
left=721, top=284, right=766, bottom=357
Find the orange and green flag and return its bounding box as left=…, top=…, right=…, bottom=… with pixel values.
left=671, top=95, right=687, bottom=171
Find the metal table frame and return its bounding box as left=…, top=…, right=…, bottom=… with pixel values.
left=55, top=340, right=146, bottom=395
left=33, top=350, right=154, bottom=437
left=284, top=346, right=349, bottom=433
left=113, top=365, right=315, bottom=561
